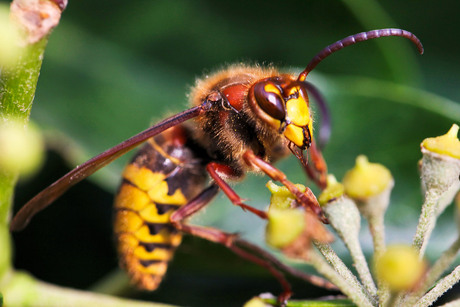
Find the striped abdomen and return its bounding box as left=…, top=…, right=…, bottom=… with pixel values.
left=114, top=126, right=207, bottom=290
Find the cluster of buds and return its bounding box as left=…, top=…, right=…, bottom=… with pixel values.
left=251, top=124, right=460, bottom=307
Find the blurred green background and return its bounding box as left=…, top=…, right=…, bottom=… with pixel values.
left=9, top=0, right=460, bottom=306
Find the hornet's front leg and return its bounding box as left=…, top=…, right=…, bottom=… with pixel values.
left=243, top=150, right=328, bottom=223
left=305, top=139, right=328, bottom=190
left=206, top=162, right=268, bottom=219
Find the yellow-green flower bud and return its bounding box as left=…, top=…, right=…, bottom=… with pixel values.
left=343, top=155, right=393, bottom=200
left=266, top=180, right=305, bottom=210
left=422, top=124, right=460, bottom=160
left=265, top=181, right=333, bottom=252
left=243, top=297, right=267, bottom=307
left=419, top=124, right=460, bottom=219
left=266, top=208, right=305, bottom=248
left=374, top=245, right=425, bottom=291
left=318, top=174, right=345, bottom=206
left=0, top=121, right=44, bottom=176
left=0, top=4, right=23, bottom=68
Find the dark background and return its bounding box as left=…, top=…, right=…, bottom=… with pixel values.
left=9, top=0, right=460, bottom=306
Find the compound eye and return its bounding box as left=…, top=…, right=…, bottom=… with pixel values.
left=253, top=81, right=286, bottom=121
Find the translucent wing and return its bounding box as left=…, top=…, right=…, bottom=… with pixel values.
left=10, top=105, right=205, bottom=231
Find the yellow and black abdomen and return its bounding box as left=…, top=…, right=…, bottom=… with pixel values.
left=114, top=126, right=207, bottom=290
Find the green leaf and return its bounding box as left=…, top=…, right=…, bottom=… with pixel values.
left=340, top=0, right=423, bottom=85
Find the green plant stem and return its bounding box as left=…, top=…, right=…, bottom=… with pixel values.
left=2, top=271, right=174, bottom=307
left=0, top=38, right=48, bottom=123
left=425, top=236, right=460, bottom=290
left=0, top=0, right=65, bottom=297
left=308, top=250, right=374, bottom=307
left=367, top=214, right=385, bottom=262
left=436, top=180, right=460, bottom=218
left=344, top=237, right=377, bottom=301
left=368, top=212, right=388, bottom=307
left=314, top=242, right=377, bottom=306
left=0, top=28, right=49, bottom=287
left=416, top=266, right=460, bottom=307
left=323, top=198, right=377, bottom=299
left=0, top=171, right=16, bottom=281
left=390, top=189, right=441, bottom=307
left=363, top=198, right=390, bottom=306
left=412, top=190, right=440, bottom=256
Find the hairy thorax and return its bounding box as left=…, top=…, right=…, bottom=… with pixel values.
left=187, top=64, right=293, bottom=177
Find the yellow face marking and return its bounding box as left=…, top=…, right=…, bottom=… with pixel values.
left=264, top=83, right=281, bottom=95
left=137, top=261, right=168, bottom=275
left=286, top=97, right=310, bottom=126
left=284, top=124, right=305, bottom=148
left=123, top=164, right=165, bottom=191
left=285, top=86, right=310, bottom=126
left=114, top=184, right=150, bottom=211
left=286, top=86, right=298, bottom=96
left=114, top=210, right=143, bottom=233
left=139, top=203, right=175, bottom=223
left=147, top=181, right=187, bottom=205
left=134, top=246, right=173, bottom=261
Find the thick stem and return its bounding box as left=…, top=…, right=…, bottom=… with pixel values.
left=0, top=39, right=47, bottom=123
left=0, top=171, right=16, bottom=281
left=1, top=272, right=173, bottom=307
left=0, top=19, right=49, bottom=286
left=0, top=0, right=64, bottom=289
left=0, top=34, right=48, bottom=286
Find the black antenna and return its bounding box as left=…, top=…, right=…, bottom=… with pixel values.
left=298, top=28, right=424, bottom=81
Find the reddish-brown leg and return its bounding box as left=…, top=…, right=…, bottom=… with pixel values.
left=170, top=184, right=292, bottom=304
left=206, top=162, right=268, bottom=219
left=305, top=139, right=328, bottom=190
left=242, top=150, right=328, bottom=223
